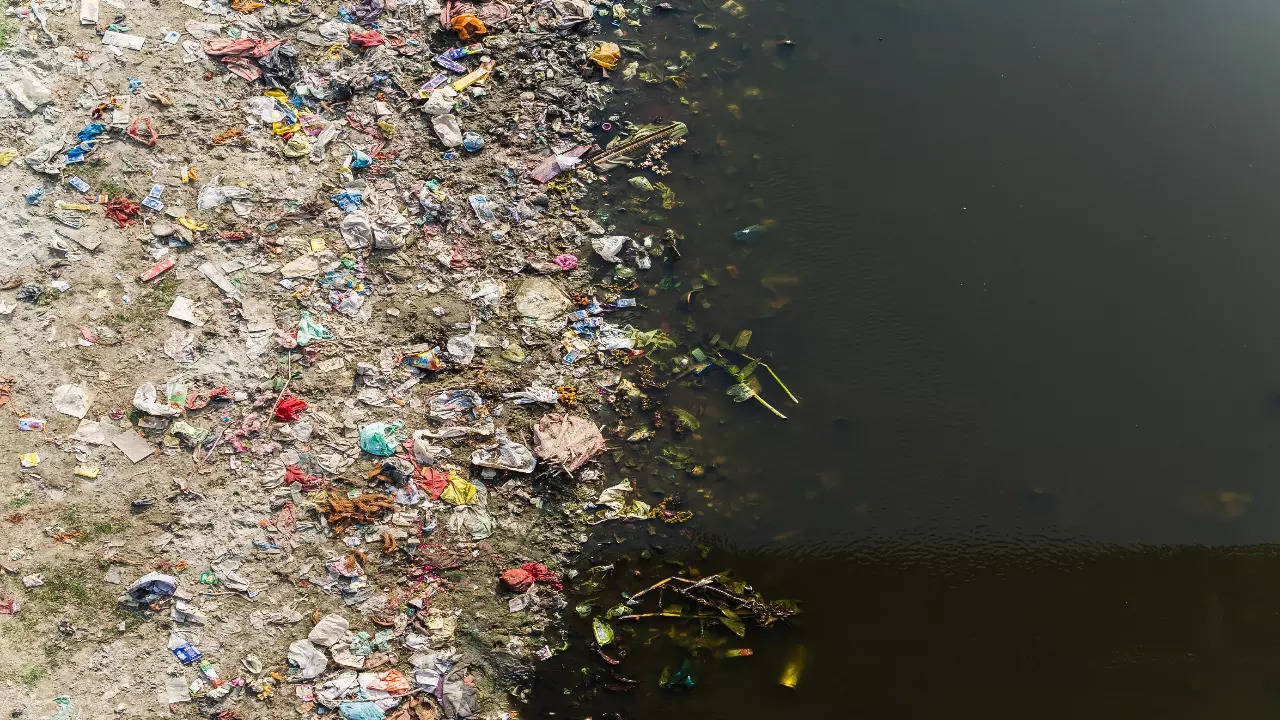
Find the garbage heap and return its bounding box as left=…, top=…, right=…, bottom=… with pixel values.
left=0, top=0, right=687, bottom=716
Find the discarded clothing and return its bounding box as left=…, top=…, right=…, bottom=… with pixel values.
left=500, top=562, right=562, bottom=592
left=533, top=414, right=606, bottom=473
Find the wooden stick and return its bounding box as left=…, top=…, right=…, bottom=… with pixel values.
left=627, top=576, right=676, bottom=603
left=617, top=612, right=701, bottom=621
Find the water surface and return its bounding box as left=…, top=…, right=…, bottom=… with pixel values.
left=533, top=0, right=1280, bottom=715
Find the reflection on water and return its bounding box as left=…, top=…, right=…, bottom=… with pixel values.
left=533, top=0, right=1280, bottom=715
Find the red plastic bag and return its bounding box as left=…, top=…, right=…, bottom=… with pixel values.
left=273, top=394, right=308, bottom=422
left=415, top=468, right=450, bottom=499
left=283, top=464, right=321, bottom=490
left=349, top=30, right=385, bottom=47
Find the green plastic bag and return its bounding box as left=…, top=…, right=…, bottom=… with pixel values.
left=296, top=311, right=333, bottom=347
left=359, top=420, right=403, bottom=456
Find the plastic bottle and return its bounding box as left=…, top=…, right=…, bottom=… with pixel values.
left=199, top=660, right=224, bottom=687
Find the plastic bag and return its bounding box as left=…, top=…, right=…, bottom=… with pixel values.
left=447, top=503, right=494, bottom=539
left=125, top=572, right=177, bottom=603
left=133, top=383, right=182, bottom=417
left=52, top=383, right=93, bottom=419
left=594, top=479, right=651, bottom=520
left=359, top=420, right=404, bottom=456
left=411, top=432, right=452, bottom=465
left=533, top=414, right=606, bottom=472
left=432, top=113, right=463, bottom=147
left=503, top=384, right=559, bottom=404
left=340, top=212, right=374, bottom=249
left=296, top=311, right=333, bottom=346
left=197, top=180, right=252, bottom=210
left=423, top=87, right=457, bottom=116
left=288, top=639, right=328, bottom=679
left=308, top=614, right=350, bottom=647
left=592, top=235, right=629, bottom=263
left=428, top=389, right=484, bottom=422
left=310, top=121, right=344, bottom=163
left=258, top=43, right=299, bottom=89
left=588, top=42, right=621, bottom=70
left=470, top=433, right=537, bottom=473
left=446, top=333, right=476, bottom=366
left=440, top=472, right=477, bottom=505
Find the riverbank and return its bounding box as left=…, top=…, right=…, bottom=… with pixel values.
left=0, top=1, right=691, bottom=716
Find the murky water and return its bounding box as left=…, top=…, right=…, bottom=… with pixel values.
left=532, top=0, right=1280, bottom=715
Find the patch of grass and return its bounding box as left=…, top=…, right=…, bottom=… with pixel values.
left=18, top=664, right=45, bottom=687
left=112, top=273, right=179, bottom=330
left=89, top=520, right=127, bottom=538
left=42, top=639, right=69, bottom=667
left=99, top=179, right=128, bottom=199
left=54, top=507, right=128, bottom=541
left=0, top=613, right=35, bottom=641
left=30, top=571, right=91, bottom=607
left=3, top=493, right=31, bottom=509
left=56, top=507, right=82, bottom=527
left=0, top=6, right=13, bottom=52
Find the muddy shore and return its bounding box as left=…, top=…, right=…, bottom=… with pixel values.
left=0, top=0, right=689, bottom=717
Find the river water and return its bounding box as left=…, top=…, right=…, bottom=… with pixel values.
left=531, top=0, right=1280, bottom=715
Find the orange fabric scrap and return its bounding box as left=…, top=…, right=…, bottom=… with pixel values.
left=450, top=14, right=486, bottom=40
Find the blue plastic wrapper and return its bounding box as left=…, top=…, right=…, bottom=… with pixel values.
left=462, top=131, right=484, bottom=153
left=331, top=189, right=363, bottom=212
left=173, top=643, right=202, bottom=665
left=349, top=149, right=372, bottom=168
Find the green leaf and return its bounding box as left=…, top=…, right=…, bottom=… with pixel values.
left=592, top=617, right=615, bottom=645
left=719, top=608, right=746, bottom=637
left=671, top=407, right=700, bottom=430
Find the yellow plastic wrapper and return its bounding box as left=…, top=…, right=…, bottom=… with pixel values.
left=0, top=147, right=17, bottom=166
left=178, top=215, right=208, bottom=231
left=441, top=470, right=477, bottom=505
left=589, top=42, right=621, bottom=70
left=264, top=89, right=302, bottom=135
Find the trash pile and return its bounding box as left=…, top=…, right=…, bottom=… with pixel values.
left=0, top=0, right=737, bottom=712
left=0, top=0, right=740, bottom=715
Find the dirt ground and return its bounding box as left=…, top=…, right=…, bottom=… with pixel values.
left=0, top=0, right=674, bottom=716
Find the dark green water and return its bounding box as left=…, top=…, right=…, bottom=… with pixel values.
left=533, top=0, right=1280, bottom=715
